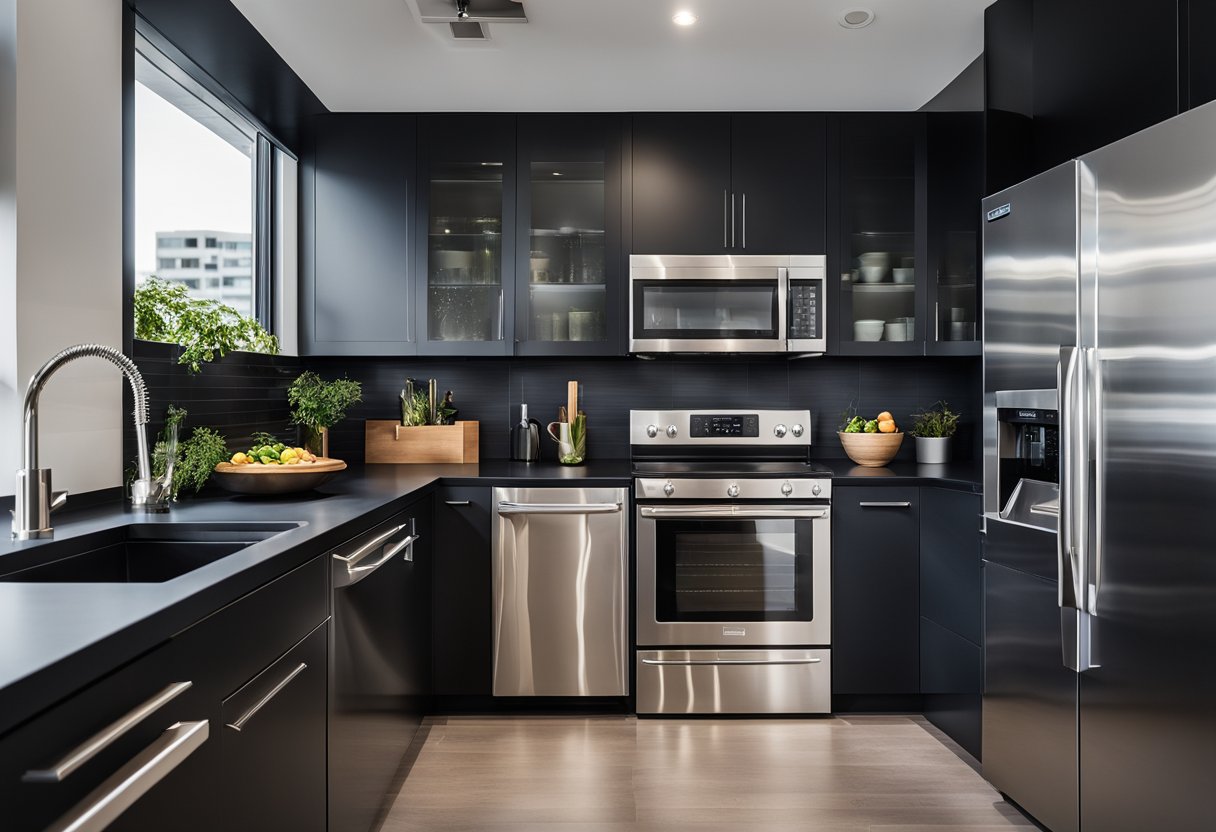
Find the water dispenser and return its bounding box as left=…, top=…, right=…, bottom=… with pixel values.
left=995, top=390, right=1059, bottom=532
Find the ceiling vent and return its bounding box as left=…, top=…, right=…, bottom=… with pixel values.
left=416, top=0, right=527, bottom=39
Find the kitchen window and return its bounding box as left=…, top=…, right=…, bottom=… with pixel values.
left=132, top=27, right=296, bottom=337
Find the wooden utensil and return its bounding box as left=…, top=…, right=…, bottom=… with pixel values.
left=567, top=381, right=578, bottom=425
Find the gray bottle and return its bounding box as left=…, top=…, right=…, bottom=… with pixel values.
left=510, top=403, right=540, bottom=463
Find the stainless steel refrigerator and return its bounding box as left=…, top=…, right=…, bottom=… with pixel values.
left=982, top=101, right=1216, bottom=832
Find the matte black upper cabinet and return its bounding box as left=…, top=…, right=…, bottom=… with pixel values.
left=415, top=115, right=518, bottom=356
left=515, top=115, right=625, bottom=356
left=631, top=113, right=827, bottom=255
left=302, top=114, right=417, bottom=356
left=834, top=113, right=927, bottom=356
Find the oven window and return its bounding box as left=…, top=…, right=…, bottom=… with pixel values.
left=634, top=280, right=779, bottom=339
left=654, top=518, right=813, bottom=622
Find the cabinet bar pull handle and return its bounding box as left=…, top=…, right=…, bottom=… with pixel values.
left=731, top=192, right=736, bottom=248
left=444, top=500, right=471, bottom=506
left=723, top=190, right=729, bottom=248
left=45, top=720, right=209, bottom=832
left=226, top=663, right=308, bottom=732
left=742, top=192, right=746, bottom=249
left=23, top=681, right=193, bottom=783
left=332, top=523, right=409, bottom=566
left=642, top=657, right=821, bottom=666
left=858, top=501, right=912, bottom=508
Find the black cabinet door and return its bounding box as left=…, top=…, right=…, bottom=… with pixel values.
left=926, top=113, right=982, bottom=356
left=515, top=115, right=625, bottom=356
left=631, top=114, right=732, bottom=254
left=834, top=113, right=927, bottom=356
left=304, top=114, right=417, bottom=355
left=415, top=115, right=517, bottom=356
left=832, top=486, right=920, bottom=694
left=730, top=114, right=827, bottom=254
left=433, top=486, right=494, bottom=696
left=919, top=487, right=981, bottom=644
left=220, top=623, right=328, bottom=832
left=0, top=640, right=218, bottom=832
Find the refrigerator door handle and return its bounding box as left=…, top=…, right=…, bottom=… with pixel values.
left=1058, top=345, right=1100, bottom=672
left=1089, top=348, right=1104, bottom=617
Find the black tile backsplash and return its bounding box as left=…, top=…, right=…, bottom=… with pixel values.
left=130, top=342, right=980, bottom=466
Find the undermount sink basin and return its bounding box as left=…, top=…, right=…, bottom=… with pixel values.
left=0, top=522, right=300, bottom=584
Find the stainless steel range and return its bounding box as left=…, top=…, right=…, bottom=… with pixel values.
left=631, top=410, right=832, bottom=715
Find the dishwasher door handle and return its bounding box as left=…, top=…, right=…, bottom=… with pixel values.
left=497, top=502, right=622, bottom=516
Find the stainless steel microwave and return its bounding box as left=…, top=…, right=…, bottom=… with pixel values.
left=628, top=254, right=827, bottom=354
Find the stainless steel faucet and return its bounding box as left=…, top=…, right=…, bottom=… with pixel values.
left=12, top=344, right=155, bottom=540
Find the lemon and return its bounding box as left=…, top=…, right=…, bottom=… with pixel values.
left=231, top=452, right=247, bottom=465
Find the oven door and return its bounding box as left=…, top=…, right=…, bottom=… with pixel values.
left=629, top=259, right=787, bottom=353
left=636, top=503, right=830, bottom=647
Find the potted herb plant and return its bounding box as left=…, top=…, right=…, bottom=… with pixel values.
left=911, top=401, right=961, bottom=464
left=288, top=372, right=363, bottom=458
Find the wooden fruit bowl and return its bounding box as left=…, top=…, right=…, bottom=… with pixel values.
left=837, top=432, right=903, bottom=468
left=212, top=457, right=347, bottom=495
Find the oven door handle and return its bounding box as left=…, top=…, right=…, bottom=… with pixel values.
left=639, top=505, right=827, bottom=519
left=641, top=657, right=823, bottom=666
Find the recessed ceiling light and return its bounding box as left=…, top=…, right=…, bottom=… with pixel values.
left=838, top=8, right=875, bottom=28
left=672, top=10, right=697, bottom=27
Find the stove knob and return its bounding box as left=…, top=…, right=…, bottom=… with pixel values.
left=812, top=483, right=823, bottom=496
left=666, top=424, right=679, bottom=438
left=646, top=424, right=658, bottom=438
left=773, top=424, right=788, bottom=438
left=781, top=481, right=794, bottom=496
left=663, top=481, right=675, bottom=497
left=727, top=483, right=740, bottom=498
left=791, top=424, right=805, bottom=438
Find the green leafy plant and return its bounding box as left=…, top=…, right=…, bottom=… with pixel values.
left=399, top=389, right=456, bottom=426
left=134, top=276, right=279, bottom=373
left=911, top=401, right=961, bottom=438
left=172, top=427, right=230, bottom=499
left=288, top=372, right=363, bottom=431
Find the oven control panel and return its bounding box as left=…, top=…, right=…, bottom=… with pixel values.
left=635, top=478, right=832, bottom=501
left=630, top=410, right=812, bottom=446
left=689, top=414, right=760, bottom=438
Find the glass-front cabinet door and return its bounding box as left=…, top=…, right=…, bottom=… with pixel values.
left=416, top=116, right=516, bottom=355
left=836, top=114, right=926, bottom=355
left=927, top=112, right=982, bottom=355
left=515, top=116, right=622, bottom=355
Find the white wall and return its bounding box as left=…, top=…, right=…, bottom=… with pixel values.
left=0, top=0, right=124, bottom=498
left=0, top=0, right=16, bottom=492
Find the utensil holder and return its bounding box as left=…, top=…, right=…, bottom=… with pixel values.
left=546, top=415, right=586, bottom=465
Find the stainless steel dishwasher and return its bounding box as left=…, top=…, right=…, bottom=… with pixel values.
left=492, top=487, right=628, bottom=696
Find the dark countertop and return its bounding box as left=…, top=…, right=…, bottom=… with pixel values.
left=0, top=456, right=978, bottom=734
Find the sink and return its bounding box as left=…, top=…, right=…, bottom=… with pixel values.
left=0, top=522, right=300, bottom=583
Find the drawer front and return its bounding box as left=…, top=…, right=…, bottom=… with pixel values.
left=178, top=554, right=328, bottom=700
left=636, top=649, right=831, bottom=714
left=0, top=641, right=217, bottom=832
left=221, top=623, right=328, bottom=832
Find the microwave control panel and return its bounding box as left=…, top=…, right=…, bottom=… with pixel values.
left=788, top=280, right=820, bottom=340
left=689, top=414, right=760, bottom=438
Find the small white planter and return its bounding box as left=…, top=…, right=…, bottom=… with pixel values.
left=915, top=436, right=951, bottom=464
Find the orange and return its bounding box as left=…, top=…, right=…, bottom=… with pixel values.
left=876, top=411, right=893, bottom=422
left=878, top=419, right=896, bottom=433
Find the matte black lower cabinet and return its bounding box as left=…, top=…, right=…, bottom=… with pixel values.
left=919, top=487, right=983, bottom=758
left=832, top=487, right=921, bottom=699
left=220, top=623, right=328, bottom=832
left=433, top=486, right=494, bottom=698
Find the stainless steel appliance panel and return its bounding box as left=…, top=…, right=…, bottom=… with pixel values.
left=330, top=513, right=425, bottom=832
left=983, top=559, right=1079, bottom=832
left=1073, top=102, right=1216, bottom=832
left=636, top=649, right=831, bottom=714
left=492, top=487, right=628, bottom=696
left=628, top=254, right=826, bottom=354
left=982, top=163, right=1081, bottom=520
left=636, top=502, right=831, bottom=647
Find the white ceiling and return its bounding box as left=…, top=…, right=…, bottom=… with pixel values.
left=229, top=0, right=995, bottom=113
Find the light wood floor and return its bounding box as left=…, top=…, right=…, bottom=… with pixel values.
left=382, top=715, right=1035, bottom=832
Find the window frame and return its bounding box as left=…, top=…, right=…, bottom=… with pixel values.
left=125, top=15, right=298, bottom=343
